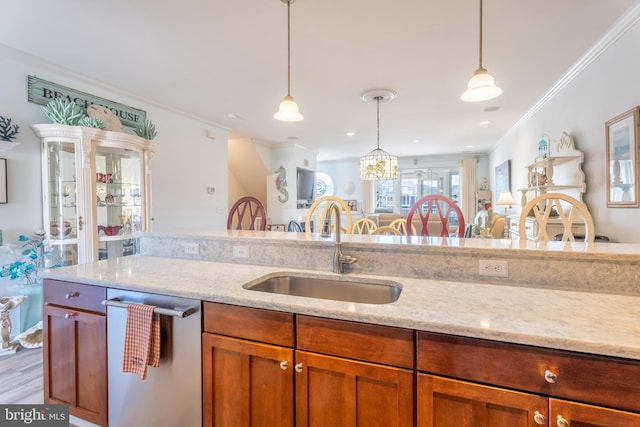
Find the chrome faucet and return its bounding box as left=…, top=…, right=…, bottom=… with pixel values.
left=321, top=202, right=357, bottom=274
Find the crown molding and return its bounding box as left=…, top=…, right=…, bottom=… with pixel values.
left=499, top=2, right=640, bottom=144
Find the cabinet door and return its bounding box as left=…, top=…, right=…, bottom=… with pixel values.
left=42, top=139, right=84, bottom=265
left=417, top=374, right=547, bottom=427
left=202, top=333, right=294, bottom=427
left=295, top=350, right=414, bottom=427
left=42, top=304, right=107, bottom=426
left=550, top=399, right=640, bottom=427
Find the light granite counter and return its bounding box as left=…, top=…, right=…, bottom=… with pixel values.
left=41, top=253, right=640, bottom=362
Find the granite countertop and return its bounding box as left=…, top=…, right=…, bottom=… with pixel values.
left=41, top=255, right=640, bottom=361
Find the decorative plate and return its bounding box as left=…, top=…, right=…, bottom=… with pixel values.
left=87, top=104, right=122, bottom=132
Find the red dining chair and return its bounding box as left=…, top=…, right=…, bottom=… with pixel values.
left=227, top=196, right=267, bottom=230
left=406, top=195, right=466, bottom=237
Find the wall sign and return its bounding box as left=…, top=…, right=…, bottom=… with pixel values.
left=27, top=75, right=146, bottom=128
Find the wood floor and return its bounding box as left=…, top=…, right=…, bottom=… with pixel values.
left=0, top=347, right=44, bottom=404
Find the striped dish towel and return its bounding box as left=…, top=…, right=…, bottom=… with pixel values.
left=122, top=303, right=161, bottom=379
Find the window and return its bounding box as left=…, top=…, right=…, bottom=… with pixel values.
left=315, top=172, right=334, bottom=197
left=375, top=180, right=396, bottom=211
left=374, top=166, right=460, bottom=214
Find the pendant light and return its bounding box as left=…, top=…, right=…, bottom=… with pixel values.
left=359, top=89, right=398, bottom=181
left=461, top=0, right=502, bottom=102
left=274, top=0, right=303, bottom=121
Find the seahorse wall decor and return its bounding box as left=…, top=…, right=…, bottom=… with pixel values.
left=274, top=165, right=289, bottom=203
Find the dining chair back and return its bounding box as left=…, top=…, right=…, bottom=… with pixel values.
left=389, top=218, right=416, bottom=236
left=227, top=196, right=267, bottom=230
left=519, top=192, right=595, bottom=242
left=351, top=218, right=378, bottom=235
left=371, top=226, right=402, bottom=236
left=405, top=195, right=466, bottom=237
left=305, top=196, right=353, bottom=234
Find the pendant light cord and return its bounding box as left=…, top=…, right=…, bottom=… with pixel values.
left=287, top=0, right=291, bottom=96
left=478, top=0, right=483, bottom=69
left=376, top=96, right=381, bottom=150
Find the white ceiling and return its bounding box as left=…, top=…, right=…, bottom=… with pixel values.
left=2, top=0, right=638, bottom=161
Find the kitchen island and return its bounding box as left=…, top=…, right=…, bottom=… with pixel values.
left=40, top=231, right=640, bottom=426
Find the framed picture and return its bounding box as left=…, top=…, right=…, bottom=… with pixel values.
left=494, top=160, right=511, bottom=201
left=0, top=158, right=6, bottom=204
left=606, top=107, right=640, bottom=207
left=345, top=199, right=358, bottom=211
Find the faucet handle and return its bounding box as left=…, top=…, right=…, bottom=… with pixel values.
left=340, top=255, right=357, bottom=264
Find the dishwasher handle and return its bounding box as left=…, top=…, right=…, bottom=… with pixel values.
left=102, top=298, right=198, bottom=318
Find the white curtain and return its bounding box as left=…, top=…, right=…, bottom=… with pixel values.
left=460, top=158, right=478, bottom=226
left=362, top=180, right=375, bottom=214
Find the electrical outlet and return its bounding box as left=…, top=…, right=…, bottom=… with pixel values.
left=233, top=245, right=249, bottom=258
left=184, top=242, right=199, bottom=255
left=479, top=259, right=508, bottom=277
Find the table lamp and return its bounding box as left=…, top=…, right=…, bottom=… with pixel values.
left=496, top=191, right=515, bottom=238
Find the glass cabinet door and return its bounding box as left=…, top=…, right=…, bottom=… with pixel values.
left=45, top=140, right=80, bottom=266
left=95, top=146, right=142, bottom=260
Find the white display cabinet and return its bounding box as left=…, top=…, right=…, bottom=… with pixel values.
left=32, top=124, right=158, bottom=265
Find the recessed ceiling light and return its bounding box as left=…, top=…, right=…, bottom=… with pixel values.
left=413, top=139, right=420, bottom=143
left=466, top=145, right=474, bottom=149
left=346, top=132, right=355, bottom=136
left=227, top=113, right=239, bottom=119
left=480, top=120, right=490, bottom=125
left=484, top=106, right=500, bottom=112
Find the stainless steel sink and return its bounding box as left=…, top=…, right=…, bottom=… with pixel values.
left=243, top=274, right=401, bottom=304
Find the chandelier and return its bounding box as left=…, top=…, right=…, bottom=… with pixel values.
left=359, top=89, right=398, bottom=181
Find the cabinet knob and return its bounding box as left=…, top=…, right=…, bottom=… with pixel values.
left=533, top=411, right=547, bottom=425
left=556, top=416, right=570, bottom=427
left=544, top=369, right=558, bottom=384
left=294, top=363, right=303, bottom=373
left=78, top=216, right=84, bottom=231
left=64, top=312, right=76, bottom=320
left=65, top=292, right=79, bottom=299
left=279, top=361, right=289, bottom=370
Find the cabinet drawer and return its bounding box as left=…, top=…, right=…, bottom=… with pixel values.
left=417, top=331, right=640, bottom=413
left=297, top=315, right=414, bottom=369
left=44, top=279, right=106, bottom=314
left=203, top=302, right=294, bottom=347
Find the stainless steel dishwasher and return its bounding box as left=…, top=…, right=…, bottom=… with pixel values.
left=105, top=288, right=202, bottom=427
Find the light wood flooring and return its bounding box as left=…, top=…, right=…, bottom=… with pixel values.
left=0, top=347, right=44, bottom=404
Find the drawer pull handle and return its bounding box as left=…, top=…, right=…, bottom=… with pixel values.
left=544, top=369, right=557, bottom=383
left=64, top=312, right=76, bottom=320
left=294, top=363, right=303, bottom=373
left=65, top=292, right=79, bottom=299
left=556, top=415, right=570, bottom=427
left=533, top=411, right=547, bottom=425
left=279, top=361, right=288, bottom=370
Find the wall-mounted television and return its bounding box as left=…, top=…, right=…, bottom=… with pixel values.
left=296, top=167, right=316, bottom=204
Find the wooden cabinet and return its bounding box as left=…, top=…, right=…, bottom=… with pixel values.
left=416, top=331, right=640, bottom=426
left=296, top=315, right=414, bottom=427
left=202, top=302, right=295, bottom=427
left=296, top=350, right=413, bottom=427
left=33, top=124, right=157, bottom=265
left=43, top=279, right=107, bottom=426
left=202, top=333, right=294, bottom=427
left=202, top=302, right=414, bottom=427
left=418, top=374, right=547, bottom=427
left=549, top=399, right=640, bottom=427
